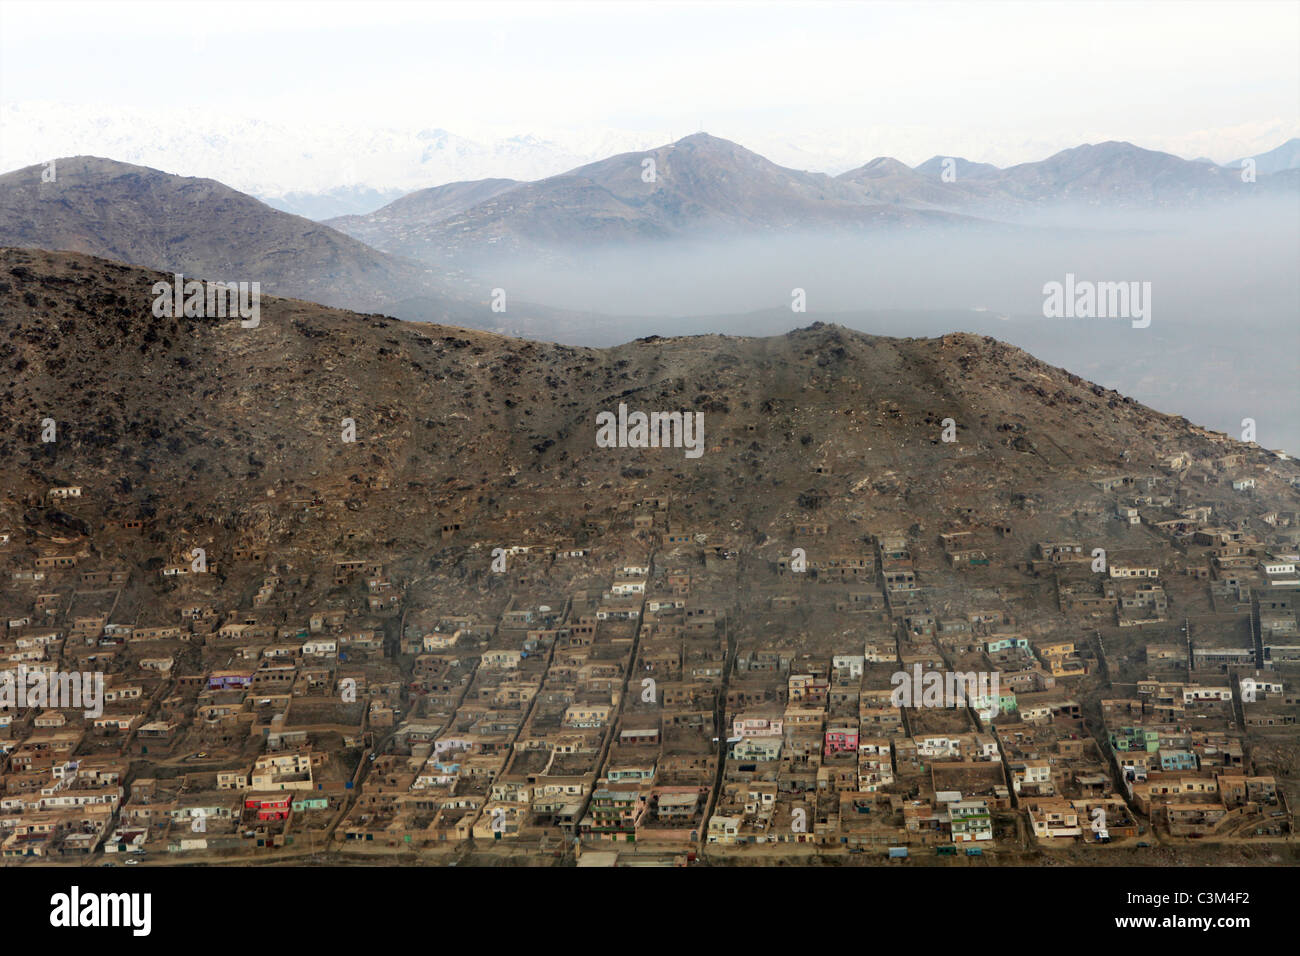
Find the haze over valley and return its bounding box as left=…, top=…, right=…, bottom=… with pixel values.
left=4, top=133, right=1296, bottom=452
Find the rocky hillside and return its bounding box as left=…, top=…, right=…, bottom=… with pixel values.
left=0, top=156, right=456, bottom=315
left=0, top=157, right=618, bottom=335
left=3, top=248, right=1291, bottom=558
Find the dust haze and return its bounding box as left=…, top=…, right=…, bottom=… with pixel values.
left=460, top=198, right=1300, bottom=454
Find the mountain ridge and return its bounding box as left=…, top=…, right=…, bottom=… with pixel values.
left=4, top=247, right=1290, bottom=551
left=0, top=155, right=444, bottom=315
left=325, top=134, right=1297, bottom=263
left=0, top=156, right=617, bottom=336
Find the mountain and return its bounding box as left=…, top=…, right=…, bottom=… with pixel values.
left=4, top=248, right=1293, bottom=555
left=838, top=156, right=1004, bottom=208
left=0, top=155, right=615, bottom=335
left=261, top=186, right=409, bottom=221
left=327, top=178, right=523, bottom=259
left=329, top=135, right=1298, bottom=266
left=1232, top=137, right=1300, bottom=176
left=837, top=157, right=938, bottom=205
left=866, top=140, right=1300, bottom=209
left=984, top=141, right=1253, bottom=206
left=327, top=133, right=967, bottom=264
left=8, top=103, right=1296, bottom=220
left=853, top=142, right=1273, bottom=211
left=5, top=142, right=1291, bottom=345
left=0, top=156, right=447, bottom=316
left=0, top=103, right=664, bottom=219
left=913, top=156, right=1001, bottom=180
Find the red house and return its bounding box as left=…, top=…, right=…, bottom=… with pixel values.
left=245, top=794, right=292, bottom=821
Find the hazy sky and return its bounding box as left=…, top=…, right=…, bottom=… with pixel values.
left=2, top=0, right=1297, bottom=168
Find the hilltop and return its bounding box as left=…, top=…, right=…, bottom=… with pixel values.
left=3, top=247, right=1290, bottom=557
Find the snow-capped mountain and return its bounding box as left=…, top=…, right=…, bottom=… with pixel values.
left=5, top=102, right=1297, bottom=220
left=0, top=102, right=670, bottom=217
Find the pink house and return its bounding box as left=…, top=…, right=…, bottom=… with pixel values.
left=824, top=728, right=859, bottom=756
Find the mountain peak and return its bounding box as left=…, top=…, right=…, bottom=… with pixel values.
left=913, top=155, right=1001, bottom=180
left=672, top=131, right=732, bottom=147
left=840, top=156, right=915, bottom=179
